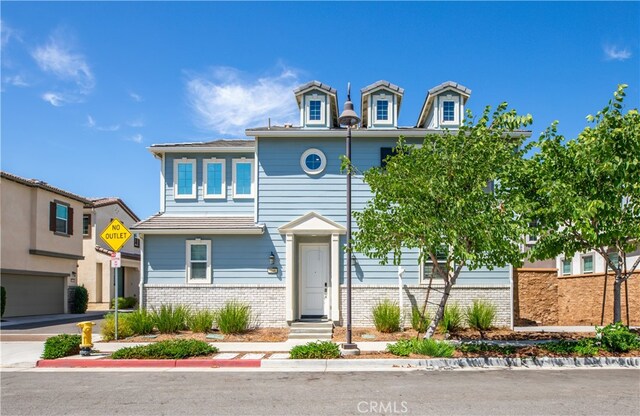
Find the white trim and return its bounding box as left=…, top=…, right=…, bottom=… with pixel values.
left=278, top=211, right=346, bottom=235
left=245, top=129, right=528, bottom=139
left=186, top=239, right=212, bottom=284
left=560, top=257, right=572, bottom=276
left=150, top=146, right=254, bottom=154
left=139, top=236, right=145, bottom=308
left=581, top=253, right=594, bottom=274
left=285, top=233, right=294, bottom=322
left=254, top=138, right=259, bottom=223
left=440, top=95, right=460, bottom=126
left=525, top=235, right=538, bottom=245
left=373, top=94, right=393, bottom=126
left=173, top=158, right=197, bottom=199
left=300, top=148, right=327, bottom=175
left=202, top=158, right=226, bottom=200
left=331, top=233, right=340, bottom=322
left=160, top=154, right=166, bottom=212
left=304, top=94, right=326, bottom=126
left=298, top=242, right=330, bottom=318
left=419, top=250, right=449, bottom=284
left=232, top=158, right=255, bottom=199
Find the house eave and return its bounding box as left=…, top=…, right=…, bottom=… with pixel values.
left=136, top=227, right=265, bottom=235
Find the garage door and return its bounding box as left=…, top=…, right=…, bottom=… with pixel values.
left=1, top=274, right=65, bottom=317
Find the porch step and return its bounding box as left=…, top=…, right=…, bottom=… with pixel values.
left=288, top=321, right=333, bottom=341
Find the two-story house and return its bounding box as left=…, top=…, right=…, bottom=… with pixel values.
left=0, top=171, right=86, bottom=317
left=77, top=197, right=141, bottom=310
left=133, top=80, right=520, bottom=328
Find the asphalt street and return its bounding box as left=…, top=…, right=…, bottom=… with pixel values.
left=2, top=369, right=638, bottom=416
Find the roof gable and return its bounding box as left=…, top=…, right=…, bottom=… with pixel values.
left=278, top=211, right=346, bottom=235
left=416, top=81, right=471, bottom=127
left=360, top=80, right=404, bottom=128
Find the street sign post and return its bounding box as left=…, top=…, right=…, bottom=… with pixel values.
left=100, top=218, right=132, bottom=341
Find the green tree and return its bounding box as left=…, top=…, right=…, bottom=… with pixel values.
left=350, top=104, right=532, bottom=338
left=513, top=85, right=640, bottom=323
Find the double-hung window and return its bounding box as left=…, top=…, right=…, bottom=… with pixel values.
left=174, top=158, right=196, bottom=199
left=376, top=100, right=389, bottom=121
left=561, top=258, right=572, bottom=276
left=309, top=100, right=322, bottom=121
left=49, top=201, right=73, bottom=235
left=422, top=248, right=448, bottom=283
left=305, top=95, right=326, bottom=125
left=186, top=240, right=211, bottom=283
left=203, top=158, right=226, bottom=199
left=232, top=159, right=254, bottom=198
left=443, top=101, right=455, bottom=122
left=581, top=254, right=594, bottom=274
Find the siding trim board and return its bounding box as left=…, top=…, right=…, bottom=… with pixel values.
left=28, top=249, right=84, bottom=260
left=0, top=268, right=69, bottom=278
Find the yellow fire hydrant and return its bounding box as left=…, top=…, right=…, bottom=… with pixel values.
left=77, top=321, right=95, bottom=356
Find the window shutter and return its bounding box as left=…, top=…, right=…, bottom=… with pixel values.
left=49, top=202, right=56, bottom=232
left=380, top=147, right=397, bottom=168
left=68, top=207, right=74, bottom=235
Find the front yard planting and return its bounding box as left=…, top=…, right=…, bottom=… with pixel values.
left=111, top=339, right=217, bottom=359
left=42, top=334, right=81, bottom=359
left=290, top=341, right=341, bottom=359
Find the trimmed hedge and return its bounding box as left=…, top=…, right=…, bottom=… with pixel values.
left=70, top=286, right=89, bottom=314
left=111, top=339, right=217, bottom=359
left=110, top=296, right=137, bottom=309
left=290, top=341, right=341, bottom=359
left=42, top=334, right=81, bottom=359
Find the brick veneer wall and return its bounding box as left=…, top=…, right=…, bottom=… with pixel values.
left=144, top=284, right=287, bottom=327
left=514, top=269, right=639, bottom=326
left=340, top=285, right=512, bottom=328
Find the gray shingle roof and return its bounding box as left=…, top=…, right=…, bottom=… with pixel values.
left=360, top=80, right=404, bottom=95
left=150, top=139, right=254, bottom=148
left=428, top=81, right=471, bottom=96
left=132, top=214, right=263, bottom=233
left=85, top=197, right=140, bottom=222
left=293, top=81, right=337, bottom=95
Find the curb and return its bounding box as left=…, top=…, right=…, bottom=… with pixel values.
left=36, top=359, right=261, bottom=368
left=35, top=356, right=639, bottom=370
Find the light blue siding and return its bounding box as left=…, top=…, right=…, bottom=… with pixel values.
left=164, top=153, right=254, bottom=215
left=144, top=234, right=281, bottom=285
left=257, top=137, right=510, bottom=286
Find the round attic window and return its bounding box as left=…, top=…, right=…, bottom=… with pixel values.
left=300, top=148, right=327, bottom=175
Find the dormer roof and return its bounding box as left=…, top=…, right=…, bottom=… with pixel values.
left=360, top=80, right=404, bottom=128
left=416, top=81, right=471, bottom=127
left=293, top=81, right=339, bottom=128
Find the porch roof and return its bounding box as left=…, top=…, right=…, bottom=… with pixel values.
left=132, top=214, right=264, bottom=235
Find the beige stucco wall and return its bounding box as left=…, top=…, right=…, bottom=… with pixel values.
left=1, top=179, right=83, bottom=276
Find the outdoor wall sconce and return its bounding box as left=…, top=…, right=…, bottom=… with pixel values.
left=269, top=252, right=275, bottom=265
left=267, top=252, right=278, bottom=274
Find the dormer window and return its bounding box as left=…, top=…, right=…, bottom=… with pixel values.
left=443, top=101, right=455, bottom=122
left=376, top=100, right=389, bottom=121
left=309, top=100, right=322, bottom=121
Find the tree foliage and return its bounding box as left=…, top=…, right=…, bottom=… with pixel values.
left=351, top=103, right=532, bottom=337
left=509, top=85, right=640, bottom=322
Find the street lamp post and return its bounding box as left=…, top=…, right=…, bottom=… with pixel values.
left=338, top=83, right=361, bottom=356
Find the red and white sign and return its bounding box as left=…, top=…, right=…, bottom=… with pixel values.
left=111, top=252, right=122, bottom=268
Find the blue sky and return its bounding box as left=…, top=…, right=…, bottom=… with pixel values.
left=2, top=2, right=638, bottom=220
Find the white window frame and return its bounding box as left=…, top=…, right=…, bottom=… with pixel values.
left=232, top=158, right=255, bottom=199
left=300, top=148, right=327, bottom=175
left=203, top=158, right=226, bottom=199
left=186, top=239, right=212, bottom=284
left=561, top=257, right=572, bottom=276
left=607, top=252, right=619, bottom=271
left=173, top=158, right=197, bottom=199
left=581, top=254, right=594, bottom=274
left=419, top=248, right=449, bottom=284
left=440, top=95, right=460, bottom=126
left=305, top=94, right=326, bottom=125
left=373, top=94, right=393, bottom=125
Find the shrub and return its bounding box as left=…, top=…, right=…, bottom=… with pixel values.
left=542, top=339, right=601, bottom=357
left=457, top=343, right=517, bottom=355
left=110, top=296, right=137, bottom=309
left=465, top=299, right=496, bottom=338
left=411, top=307, right=430, bottom=333
left=372, top=299, right=401, bottom=333
left=216, top=301, right=252, bottom=334
left=597, top=323, right=640, bottom=353
left=1, top=286, right=5, bottom=318
left=187, top=310, right=215, bottom=333
left=152, top=304, right=190, bottom=334
left=127, top=309, right=155, bottom=335
left=439, top=303, right=463, bottom=333
left=290, top=341, right=340, bottom=359
left=70, top=285, right=88, bottom=314
left=101, top=313, right=135, bottom=341
left=42, top=334, right=81, bottom=359
left=386, top=339, right=454, bottom=358
left=111, top=339, right=217, bottom=359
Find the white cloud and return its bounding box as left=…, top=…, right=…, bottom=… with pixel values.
left=127, top=118, right=145, bottom=128
left=186, top=66, right=300, bottom=136
left=32, top=30, right=94, bottom=97
left=42, top=92, right=67, bottom=107
left=129, top=91, right=143, bottom=102
left=97, top=124, right=120, bottom=132
left=603, top=45, right=632, bottom=61
left=4, top=74, right=29, bottom=87
left=86, top=115, right=96, bottom=127
left=127, top=134, right=143, bottom=144
left=1, top=20, right=19, bottom=47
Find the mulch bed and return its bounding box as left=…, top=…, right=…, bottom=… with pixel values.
left=114, top=328, right=289, bottom=343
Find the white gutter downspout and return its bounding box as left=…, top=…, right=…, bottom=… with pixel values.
left=160, top=154, right=166, bottom=213
left=398, top=266, right=405, bottom=324
left=139, top=234, right=145, bottom=309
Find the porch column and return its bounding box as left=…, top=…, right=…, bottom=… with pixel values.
left=331, top=233, right=340, bottom=322
left=285, top=233, right=294, bottom=322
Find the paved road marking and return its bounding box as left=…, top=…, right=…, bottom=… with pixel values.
left=214, top=353, right=238, bottom=360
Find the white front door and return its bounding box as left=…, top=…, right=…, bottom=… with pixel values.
left=300, top=244, right=329, bottom=317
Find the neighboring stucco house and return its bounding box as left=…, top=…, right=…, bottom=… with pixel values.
left=0, top=171, right=86, bottom=317
left=77, top=197, right=141, bottom=309
left=134, top=80, right=522, bottom=328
